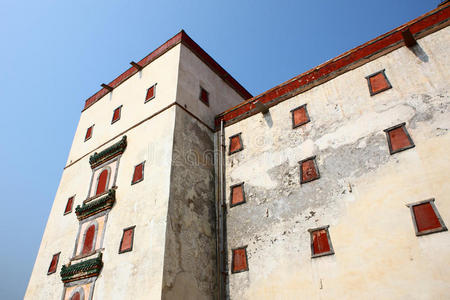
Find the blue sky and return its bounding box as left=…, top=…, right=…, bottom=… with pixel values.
left=0, top=0, right=439, bottom=298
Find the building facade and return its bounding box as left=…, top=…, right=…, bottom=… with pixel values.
left=26, top=3, right=450, bottom=300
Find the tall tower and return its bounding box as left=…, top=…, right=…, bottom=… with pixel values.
left=25, top=31, right=251, bottom=300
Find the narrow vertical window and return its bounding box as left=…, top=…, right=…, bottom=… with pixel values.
left=406, top=199, right=447, bottom=236
left=47, top=252, right=60, bottom=275
left=82, top=224, right=96, bottom=255
left=199, top=87, right=209, bottom=106
left=384, top=123, right=415, bottom=155
left=64, top=196, right=75, bottom=215
left=95, top=169, right=109, bottom=196
left=131, top=162, right=145, bottom=184
left=291, top=104, right=310, bottom=129
left=231, top=246, right=249, bottom=273
left=366, top=69, right=392, bottom=96
left=119, top=226, right=136, bottom=254
left=71, top=292, right=81, bottom=300
left=145, top=84, right=156, bottom=103
left=85, top=125, right=93, bottom=141
left=229, top=133, right=243, bottom=155
left=299, top=156, right=320, bottom=184
left=308, top=226, right=334, bottom=258
left=230, top=182, right=246, bottom=207
left=111, top=105, right=122, bottom=124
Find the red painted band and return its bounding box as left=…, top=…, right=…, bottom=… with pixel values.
left=215, top=4, right=450, bottom=128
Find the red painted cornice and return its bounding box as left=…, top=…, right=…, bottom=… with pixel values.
left=82, top=30, right=252, bottom=111
left=215, top=3, right=450, bottom=129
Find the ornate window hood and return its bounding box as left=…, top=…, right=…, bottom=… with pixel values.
left=60, top=253, right=103, bottom=283
left=89, top=136, right=127, bottom=169
left=75, top=189, right=115, bottom=221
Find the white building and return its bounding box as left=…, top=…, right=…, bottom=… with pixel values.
left=26, top=3, right=450, bottom=299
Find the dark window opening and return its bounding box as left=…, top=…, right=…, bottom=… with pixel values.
left=199, top=87, right=209, bottom=106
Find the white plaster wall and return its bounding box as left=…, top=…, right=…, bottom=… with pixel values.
left=176, top=43, right=248, bottom=128
left=224, top=27, right=450, bottom=299
left=66, top=44, right=181, bottom=166
left=25, top=106, right=177, bottom=299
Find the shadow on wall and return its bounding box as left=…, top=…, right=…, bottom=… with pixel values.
left=409, top=43, right=429, bottom=63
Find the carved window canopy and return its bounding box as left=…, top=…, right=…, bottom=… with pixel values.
left=60, top=253, right=103, bottom=283
left=75, top=189, right=116, bottom=221
left=89, top=136, right=127, bottom=169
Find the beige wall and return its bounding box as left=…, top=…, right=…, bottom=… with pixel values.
left=66, top=44, right=181, bottom=167
left=176, top=43, right=247, bottom=128
left=224, top=27, right=450, bottom=299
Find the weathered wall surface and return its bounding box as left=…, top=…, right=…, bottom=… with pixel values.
left=176, top=44, right=247, bottom=128
left=224, top=27, right=450, bottom=299
left=161, top=106, right=217, bottom=300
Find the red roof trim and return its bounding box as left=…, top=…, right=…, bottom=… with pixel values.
left=82, top=30, right=252, bottom=111
left=215, top=3, right=450, bottom=128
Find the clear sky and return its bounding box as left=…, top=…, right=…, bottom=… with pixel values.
left=0, top=0, right=440, bottom=298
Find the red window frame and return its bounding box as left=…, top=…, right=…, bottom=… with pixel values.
left=145, top=84, right=156, bottom=103
left=81, top=224, right=96, bottom=255
left=47, top=252, right=60, bottom=275
left=229, top=133, right=244, bottom=155
left=64, top=196, right=75, bottom=215
left=111, top=105, right=122, bottom=124
left=199, top=87, right=209, bottom=106
left=230, top=182, right=246, bottom=207
left=95, top=168, right=110, bottom=196
left=384, top=123, right=415, bottom=155
left=407, top=199, right=447, bottom=236
left=291, top=104, right=311, bottom=129
left=131, top=162, right=145, bottom=185
left=365, top=69, right=392, bottom=96
left=119, top=226, right=136, bottom=254
left=308, top=226, right=334, bottom=258
left=85, top=125, right=94, bottom=141
left=299, top=156, right=320, bottom=184
left=231, top=246, right=249, bottom=273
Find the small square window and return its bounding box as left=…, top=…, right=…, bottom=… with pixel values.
left=64, top=196, right=74, bottom=215
left=199, top=87, right=209, bottom=106
left=229, top=133, right=243, bottom=155
left=47, top=252, right=60, bottom=275
left=406, top=199, right=447, bottom=236
left=384, top=123, right=415, bottom=155
left=291, top=104, right=310, bottom=129
left=119, top=226, right=135, bottom=254
left=145, top=84, right=156, bottom=103
left=231, top=246, right=249, bottom=273
left=366, top=69, right=392, bottom=96
left=111, top=105, right=122, bottom=124
left=131, top=162, right=145, bottom=185
left=299, top=156, right=320, bottom=184
left=308, top=226, right=334, bottom=258
left=85, top=125, right=94, bottom=141
left=230, top=182, right=246, bottom=207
